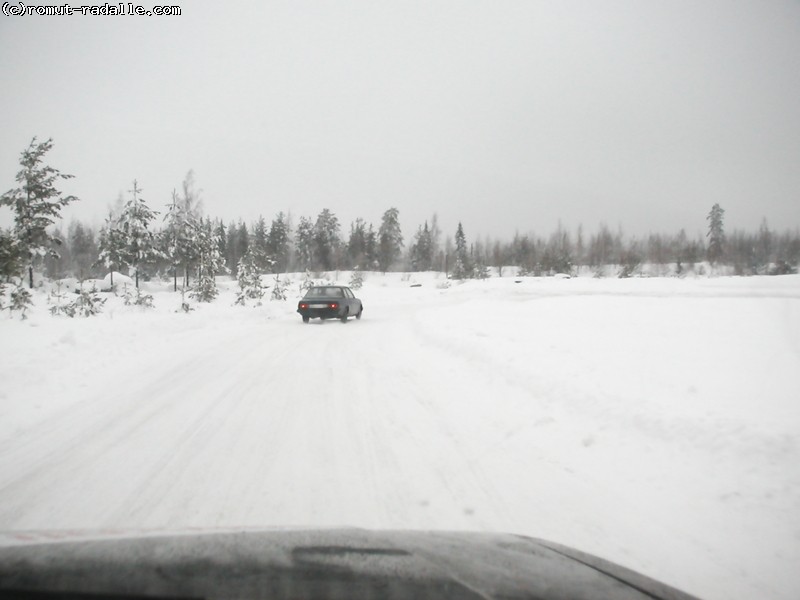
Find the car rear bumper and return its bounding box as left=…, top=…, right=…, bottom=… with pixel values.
left=297, top=307, right=343, bottom=319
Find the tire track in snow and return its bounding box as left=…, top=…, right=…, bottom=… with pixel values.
left=0, top=323, right=271, bottom=528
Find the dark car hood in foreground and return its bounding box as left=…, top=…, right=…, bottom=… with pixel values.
left=0, top=528, right=700, bottom=600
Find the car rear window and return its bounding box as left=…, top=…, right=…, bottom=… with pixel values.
left=305, top=287, right=343, bottom=298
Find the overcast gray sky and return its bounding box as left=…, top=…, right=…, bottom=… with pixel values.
left=1, top=0, right=799, bottom=242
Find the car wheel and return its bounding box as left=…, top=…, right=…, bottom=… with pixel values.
left=302, top=316, right=310, bottom=323
left=356, top=306, right=363, bottom=320
left=341, top=308, right=349, bottom=323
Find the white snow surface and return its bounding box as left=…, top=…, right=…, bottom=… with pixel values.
left=1, top=272, right=799, bottom=600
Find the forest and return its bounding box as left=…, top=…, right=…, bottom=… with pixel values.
left=2, top=139, right=799, bottom=300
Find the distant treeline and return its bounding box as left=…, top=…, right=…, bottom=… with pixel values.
left=2, top=138, right=798, bottom=289
left=40, top=205, right=800, bottom=282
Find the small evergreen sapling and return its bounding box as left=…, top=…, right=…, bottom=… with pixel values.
left=348, top=268, right=364, bottom=290
left=177, top=286, right=193, bottom=313
left=235, top=252, right=264, bottom=306
left=190, top=275, right=218, bottom=303
left=122, top=283, right=154, bottom=309
left=48, top=281, right=71, bottom=316
left=472, top=262, right=491, bottom=279
left=1, top=283, right=33, bottom=319
left=270, top=274, right=290, bottom=301
left=298, top=270, right=315, bottom=295
left=72, top=288, right=106, bottom=317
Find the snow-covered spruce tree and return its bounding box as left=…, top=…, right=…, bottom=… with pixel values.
left=299, top=269, right=315, bottom=294
left=190, top=218, right=225, bottom=303
left=96, top=212, right=128, bottom=289
left=0, top=137, right=78, bottom=288
left=267, top=212, right=291, bottom=273
left=378, top=207, right=403, bottom=273
left=214, top=220, right=227, bottom=271
left=251, top=216, right=273, bottom=273
left=472, top=261, right=491, bottom=279
left=162, top=190, right=194, bottom=291
left=235, top=250, right=264, bottom=306
left=71, top=287, right=106, bottom=317
left=162, top=172, right=203, bottom=290
left=227, top=220, right=249, bottom=275
left=294, top=217, right=314, bottom=271
left=452, top=222, right=471, bottom=279
left=347, top=218, right=368, bottom=269
left=117, top=180, right=160, bottom=287
left=409, top=221, right=433, bottom=272
left=0, top=228, right=25, bottom=283
left=313, top=209, right=341, bottom=271
left=706, top=203, right=725, bottom=267
left=348, top=267, right=364, bottom=290
left=365, top=223, right=378, bottom=270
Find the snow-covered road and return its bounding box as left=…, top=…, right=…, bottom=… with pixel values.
left=1, top=273, right=799, bottom=600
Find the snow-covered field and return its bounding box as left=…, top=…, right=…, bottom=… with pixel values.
left=1, top=272, right=799, bottom=600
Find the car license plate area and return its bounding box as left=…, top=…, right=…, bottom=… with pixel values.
left=309, top=303, right=328, bottom=309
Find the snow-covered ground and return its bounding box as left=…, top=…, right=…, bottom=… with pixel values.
left=1, top=272, right=799, bottom=600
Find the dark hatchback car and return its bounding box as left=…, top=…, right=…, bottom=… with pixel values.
left=297, top=285, right=363, bottom=323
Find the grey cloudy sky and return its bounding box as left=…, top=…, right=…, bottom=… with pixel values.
left=1, top=0, right=799, bottom=242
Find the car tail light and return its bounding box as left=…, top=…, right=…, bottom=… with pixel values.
left=329, top=303, right=338, bottom=309
left=300, top=303, right=308, bottom=309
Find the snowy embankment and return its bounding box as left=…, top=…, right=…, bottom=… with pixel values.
left=1, top=272, right=799, bottom=600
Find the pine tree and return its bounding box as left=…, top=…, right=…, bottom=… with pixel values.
left=251, top=216, right=270, bottom=272
left=68, top=221, right=98, bottom=280
left=190, top=218, right=224, bottom=302
left=96, top=212, right=128, bottom=288
left=118, top=180, right=160, bottom=287
left=161, top=191, right=192, bottom=290
left=453, top=222, right=471, bottom=279
left=0, top=137, right=78, bottom=287
left=347, top=218, right=368, bottom=269
left=365, top=224, right=378, bottom=269
left=267, top=212, right=291, bottom=273
left=43, top=225, right=70, bottom=280
left=313, top=209, right=340, bottom=271
left=233, top=221, right=249, bottom=274
left=225, top=220, right=239, bottom=273
left=706, top=204, right=725, bottom=266
left=544, top=223, right=573, bottom=274
left=161, top=175, right=203, bottom=290
left=215, top=221, right=227, bottom=269
left=754, top=218, right=772, bottom=273
left=575, top=225, right=585, bottom=271
left=409, top=221, right=433, bottom=271
left=294, top=216, right=315, bottom=271
left=377, top=207, right=403, bottom=272
left=0, top=229, right=25, bottom=282
left=430, top=213, right=442, bottom=270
